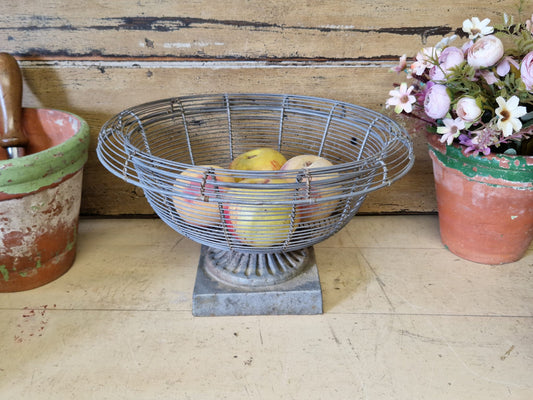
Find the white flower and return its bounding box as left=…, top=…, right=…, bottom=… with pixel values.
left=495, top=96, right=527, bottom=137
left=435, top=35, right=458, bottom=50
left=386, top=83, right=416, bottom=114
left=410, top=47, right=440, bottom=75
left=437, top=117, right=466, bottom=145
left=462, top=17, right=493, bottom=39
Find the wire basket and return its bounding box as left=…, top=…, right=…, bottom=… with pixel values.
left=97, top=93, right=414, bottom=254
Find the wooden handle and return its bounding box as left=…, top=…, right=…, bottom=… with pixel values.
left=0, top=53, right=28, bottom=149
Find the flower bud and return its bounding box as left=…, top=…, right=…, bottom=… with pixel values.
left=455, top=97, right=482, bottom=122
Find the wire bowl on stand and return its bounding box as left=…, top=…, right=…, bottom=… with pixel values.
left=97, top=93, right=414, bottom=315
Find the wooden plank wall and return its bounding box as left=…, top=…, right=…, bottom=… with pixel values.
left=2, top=0, right=531, bottom=215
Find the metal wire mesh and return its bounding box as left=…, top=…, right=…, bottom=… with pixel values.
left=97, top=93, right=414, bottom=254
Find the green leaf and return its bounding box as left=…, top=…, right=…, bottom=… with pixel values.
left=504, top=148, right=517, bottom=155
left=521, top=111, right=533, bottom=121
left=521, top=118, right=533, bottom=129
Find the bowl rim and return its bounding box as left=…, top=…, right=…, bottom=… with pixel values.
left=0, top=108, right=90, bottom=196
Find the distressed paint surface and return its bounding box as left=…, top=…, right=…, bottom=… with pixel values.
left=0, top=1, right=517, bottom=60
left=18, top=62, right=436, bottom=215
left=0, top=108, right=88, bottom=291
left=2, top=0, right=531, bottom=215
left=428, top=147, right=533, bottom=264
left=0, top=170, right=83, bottom=291
left=0, top=109, right=90, bottom=197
left=429, top=145, right=533, bottom=189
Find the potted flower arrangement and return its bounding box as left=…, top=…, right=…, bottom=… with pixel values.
left=386, top=11, right=533, bottom=264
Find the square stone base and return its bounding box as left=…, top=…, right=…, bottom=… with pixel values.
left=192, top=246, right=323, bottom=317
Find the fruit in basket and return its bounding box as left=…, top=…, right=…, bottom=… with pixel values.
left=281, top=155, right=341, bottom=222
left=223, top=178, right=298, bottom=247
left=281, top=154, right=333, bottom=171
left=173, top=165, right=234, bottom=226
left=230, top=147, right=287, bottom=179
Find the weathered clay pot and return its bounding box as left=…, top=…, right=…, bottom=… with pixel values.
left=427, top=133, right=533, bottom=264
left=0, top=108, right=89, bottom=291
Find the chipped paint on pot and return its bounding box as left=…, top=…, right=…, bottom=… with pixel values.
left=0, top=108, right=89, bottom=292
left=0, top=171, right=83, bottom=291
left=0, top=109, right=89, bottom=198
left=427, top=133, right=533, bottom=265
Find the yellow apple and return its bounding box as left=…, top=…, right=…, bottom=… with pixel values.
left=223, top=178, right=298, bottom=247
left=173, top=165, right=234, bottom=226
left=229, top=148, right=287, bottom=180
left=281, top=155, right=341, bottom=222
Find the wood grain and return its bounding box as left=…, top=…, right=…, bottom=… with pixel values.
left=1, top=1, right=522, bottom=60
left=17, top=62, right=434, bottom=215
left=3, top=0, right=530, bottom=215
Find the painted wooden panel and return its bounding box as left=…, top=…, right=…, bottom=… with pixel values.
left=1, top=0, right=522, bottom=60
left=17, top=62, right=433, bottom=214
left=3, top=0, right=531, bottom=215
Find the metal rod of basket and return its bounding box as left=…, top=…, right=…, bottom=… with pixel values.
left=97, top=93, right=414, bottom=316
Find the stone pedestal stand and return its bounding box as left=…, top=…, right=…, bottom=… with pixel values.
left=192, top=246, right=322, bottom=316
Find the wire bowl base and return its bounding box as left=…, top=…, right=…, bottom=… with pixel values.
left=203, top=246, right=312, bottom=288
left=98, top=93, right=414, bottom=255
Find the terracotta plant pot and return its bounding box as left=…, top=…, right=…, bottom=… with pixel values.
left=427, top=133, right=533, bottom=264
left=0, top=108, right=89, bottom=292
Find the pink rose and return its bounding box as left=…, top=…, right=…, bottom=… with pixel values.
left=520, top=51, right=533, bottom=90
left=462, top=40, right=473, bottom=53
left=467, top=35, right=504, bottom=68
left=456, top=97, right=482, bottom=122
left=428, top=47, right=464, bottom=81
left=429, top=65, right=445, bottom=81
left=439, top=47, right=465, bottom=72
left=424, top=84, right=451, bottom=119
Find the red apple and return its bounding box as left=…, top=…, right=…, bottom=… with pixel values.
left=173, top=165, right=234, bottom=226
left=281, top=155, right=341, bottom=222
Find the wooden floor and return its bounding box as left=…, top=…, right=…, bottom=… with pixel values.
left=1, top=215, right=532, bottom=399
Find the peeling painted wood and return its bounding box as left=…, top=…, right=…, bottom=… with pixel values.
left=1, top=0, right=522, bottom=60
left=17, top=62, right=434, bottom=215
left=3, top=0, right=531, bottom=215
left=3, top=26, right=451, bottom=61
